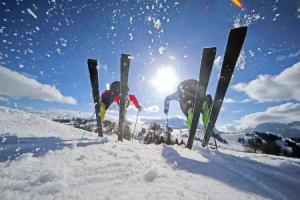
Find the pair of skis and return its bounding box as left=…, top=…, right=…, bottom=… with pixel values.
left=87, top=54, right=131, bottom=141
left=187, top=26, right=247, bottom=149
left=87, top=59, right=103, bottom=137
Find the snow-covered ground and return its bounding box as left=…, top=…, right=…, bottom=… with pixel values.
left=1, top=106, right=300, bottom=200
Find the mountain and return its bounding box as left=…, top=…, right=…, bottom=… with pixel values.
left=254, top=122, right=300, bottom=138
left=141, top=116, right=203, bottom=129
left=31, top=109, right=93, bottom=120
left=288, top=121, right=300, bottom=130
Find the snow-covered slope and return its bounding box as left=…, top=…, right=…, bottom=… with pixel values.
left=288, top=121, right=300, bottom=131
left=31, top=109, right=93, bottom=120
left=254, top=122, right=300, bottom=138
left=1, top=106, right=300, bottom=200
left=0, top=106, right=89, bottom=138
left=141, top=116, right=204, bottom=129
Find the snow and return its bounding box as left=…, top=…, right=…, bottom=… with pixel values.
left=237, top=50, right=246, bottom=70
left=1, top=106, right=300, bottom=199
left=233, top=13, right=262, bottom=28
left=27, top=8, right=38, bottom=19
left=158, top=46, right=165, bottom=54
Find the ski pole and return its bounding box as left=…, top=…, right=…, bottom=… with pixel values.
left=212, top=130, right=218, bottom=150
left=166, top=113, right=169, bottom=130
left=132, top=110, right=140, bottom=142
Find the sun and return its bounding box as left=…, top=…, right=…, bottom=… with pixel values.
left=150, top=67, right=179, bottom=95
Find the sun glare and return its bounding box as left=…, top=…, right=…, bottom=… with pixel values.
left=150, top=67, right=179, bottom=95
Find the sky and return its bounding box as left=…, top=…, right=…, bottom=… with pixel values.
left=0, top=0, right=299, bottom=131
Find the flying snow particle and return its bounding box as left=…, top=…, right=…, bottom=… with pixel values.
left=249, top=50, right=255, bottom=57
left=56, top=48, right=62, bottom=55
left=19, top=64, right=24, bottom=68
left=237, top=50, right=246, bottom=70
left=159, top=47, right=165, bottom=55
left=27, top=8, right=38, bottom=19
left=129, top=32, right=133, bottom=40
left=32, top=3, right=38, bottom=10
left=234, top=13, right=262, bottom=28
left=154, top=19, right=161, bottom=29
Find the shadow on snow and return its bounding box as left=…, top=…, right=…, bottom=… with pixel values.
left=161, top=145, right=299, bottom=200
left=0, top=133, right=108, bottom=162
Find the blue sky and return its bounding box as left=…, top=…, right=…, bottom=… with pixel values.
left=0, top=0, right=299, bottom=131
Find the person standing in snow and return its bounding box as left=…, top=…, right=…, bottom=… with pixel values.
left=164, top=79, right=212, bottom=129
left=100, top=81, right=142, bottom=121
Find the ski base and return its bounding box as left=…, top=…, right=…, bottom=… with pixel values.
left=203, top=26, right=248, bottom=147
left=118, top=54, right=131, bottom=141
left=87, top=59, right=103, bottom=137
left=187, top=47, right=216, bottom=149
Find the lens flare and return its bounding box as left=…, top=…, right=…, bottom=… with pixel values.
left=231, top=0, right=243, bottom=8
left=150, top=67, right=178, bottom=95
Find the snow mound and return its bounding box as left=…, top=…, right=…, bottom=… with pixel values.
left=0, top=106, right=88, bottom=138
left=1, top=106, right=300, bottom=200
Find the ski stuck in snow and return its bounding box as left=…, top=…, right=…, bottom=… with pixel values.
left=203, top=26, right=248, bottom=147
left=187, top=26, right=247, bottom=149
left=118, top=54, right=131, bottom=141
left=187, top=47, right=216, bottom=149
left=87, top=59, right=103, bottom=137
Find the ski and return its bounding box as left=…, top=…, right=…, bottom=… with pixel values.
left=87, top=59, right=103, bottom=137
left=187, top=47, right=216, bottom=149
left=203, top=26, right=247, bottom=147
left=118, top=54, right=131, bottom=141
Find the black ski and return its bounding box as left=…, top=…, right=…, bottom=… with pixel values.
left=118, top=54, right=131, bottom=141
left=187, top=47, right=216, bottom=149
left=87, top=59, right=103, bottom=137
left=203, top=26, right=247, bottom=147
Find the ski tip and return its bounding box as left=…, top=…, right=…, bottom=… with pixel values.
left=231, top=26, right=248, bottom=34
left=204, top=47, right=217, bottom=51
left=87, top=59, right=97, bottom=65
left=228, top=26, right=248, bottom=43
left=121, top=53, right=131, bottom=58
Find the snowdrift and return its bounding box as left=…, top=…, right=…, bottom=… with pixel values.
left=1, top=106, right=300, bottom=200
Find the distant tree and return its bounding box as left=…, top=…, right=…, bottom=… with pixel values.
left=123, top=124, right=131, bottom=140
left=245, top=136, right=262, bottom=153
left=149, top=123, right=162, bottom=144
left=247, top=138, right=257, bottom=153
left=261, top=141, right=281, bottom=155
